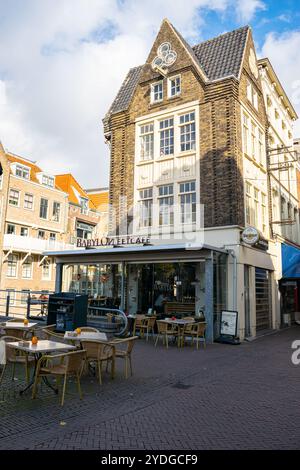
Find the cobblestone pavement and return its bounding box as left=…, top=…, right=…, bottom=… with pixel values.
left=0, top=326, right=299, bottom=450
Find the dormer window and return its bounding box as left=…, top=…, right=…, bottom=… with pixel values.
left=15, top=164, right=30, bottom=179
left=42, top=174, right=55, bottom=187
left=151, top=81, right=163, bottom=103
left=80, top=197, right=89, bottom=215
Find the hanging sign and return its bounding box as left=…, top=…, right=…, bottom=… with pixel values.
left=241, top=227, right=268, bottom=251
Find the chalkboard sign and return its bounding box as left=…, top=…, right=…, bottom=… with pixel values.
left=220, top=310, right=238, bottom=337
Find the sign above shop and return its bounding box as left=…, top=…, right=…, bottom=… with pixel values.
left=241, top=227, right=269, bottom=251
left=77, top=236, right=151, bottom=248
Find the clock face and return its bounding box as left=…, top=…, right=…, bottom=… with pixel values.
left=151, top=42, right=177, bottom=71
left=249, top=48, right=258, bottom=79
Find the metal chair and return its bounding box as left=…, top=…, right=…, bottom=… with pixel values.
left=32, top=349, right=86, bottom=406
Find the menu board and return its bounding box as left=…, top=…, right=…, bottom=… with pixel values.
left=220, top=310, right=238, bottom=337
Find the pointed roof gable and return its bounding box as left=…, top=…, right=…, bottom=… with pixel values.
left=192, top=26, right=249, bottom=81
left=55, top=173, right=98, bottom=210
left=104, top=22, right=250, bottom=124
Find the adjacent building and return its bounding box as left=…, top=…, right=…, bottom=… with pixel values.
left=0, top=149, right=108, bottom=312
left=48, top=20, right=299, bottom=341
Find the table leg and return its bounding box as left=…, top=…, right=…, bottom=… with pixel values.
left=19, top=354, right=38, bottom=395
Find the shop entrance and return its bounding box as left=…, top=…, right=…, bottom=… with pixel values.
left=126, top=262, right=206, bottom=318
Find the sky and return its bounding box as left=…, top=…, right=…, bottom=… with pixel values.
left=0, top=0, right=300, bottom=188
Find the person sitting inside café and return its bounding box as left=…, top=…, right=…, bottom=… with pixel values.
left=154, top=291, right=169, bottom=314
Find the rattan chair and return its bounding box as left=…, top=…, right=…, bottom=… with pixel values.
left=32, top=349, right=86, bottom=406
left=136, top=316, right=156, bottom=341
left=0, top=335, right=35, bottom=384
left=80, top=340, right=115, bottom=385
left=184, top=322, right=206, bottom=349
left=111, top=336, right=138, bottom=379
left=155, top=321, right=179, bottom=348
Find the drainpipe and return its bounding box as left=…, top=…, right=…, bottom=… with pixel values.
left=228, top=249, right=237, bottom=311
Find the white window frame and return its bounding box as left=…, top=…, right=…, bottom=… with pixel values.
left=80, top=197, right=89, bottom=215
left=20, top=226, right=29, bottom=237
left=42, top=259, right=51, bottom=280
left=168, top=75, right=181, bottom=98
left=15, top=164, right=30, bottom=180
left=140, top=123, right=154, bottom=161
left=24, top=192, right=34, bottom=210
left=7, top=223, right=16, bottom=235
left=243, top=113, right=249, bottom=155
left=40, top=197, right=48, bottom=219
left=159, top=117, right=174, bottom=156
left=261, top=193, right=267, bottom=235
left=179, top=112, right=196, bottom=153
left=245, top=181, right=252, bottom=225
left=151, top=81, right=163, bottom=104
left=52, top=201, right=61, bottom=222
left=179, top=181, right=196, bottom=224
left=139, top=188, right=153, bottom=228
left=253, top=187, right=259, bottom=227
left=22, top=255, right=33, bottom=279
left=158, top=184, right=174, bottom=226
left=7, top=254, right=18, bottom=278
left=9, top=189, right=20, bottom=207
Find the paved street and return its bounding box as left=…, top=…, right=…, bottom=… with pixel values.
left=0, top=326, right=300, bottom=450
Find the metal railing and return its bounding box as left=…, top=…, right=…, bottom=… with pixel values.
left=0, top=289, right=128, bottom=336
left=87, top=306, right=128, bottom=336
left=0, top=289, right=53, bottom=320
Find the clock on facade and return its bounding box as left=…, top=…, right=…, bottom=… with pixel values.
left=249, top=48, right=258, bottom=79
left=151, top=42, right=177, bottom=72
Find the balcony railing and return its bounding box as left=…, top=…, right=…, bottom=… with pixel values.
left=3, top=234, right=75, bottom=253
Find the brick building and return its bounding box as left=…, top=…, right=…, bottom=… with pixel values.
left=50, top=19, right=299, bottom=340
left=0, top=149, right=108, bottom=313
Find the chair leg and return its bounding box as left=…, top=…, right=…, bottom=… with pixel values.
left=125, top=357, right=128, bottom=379
left=25, top=358, right=29, bottom=384
left=166, top=334, right=168, bottom=349
left=155, top=334, right=159, bottom=347
left=11, top=362, right=16, bottom=381
left=129, top=356, right=133, bottom=376
left=61, top=374, right=67, bottom=406
left=196, top=335, right=199, bottom=350
left=32, top=373, right=40, bottom=399
left=76, top=373, right=83, bottom=400
left=97, top=361, right=102, bottom=385
left=0, top=365, right=6, bottom=385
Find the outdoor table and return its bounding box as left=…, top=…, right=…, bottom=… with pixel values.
left=64, top=331, right=108, bottom=342
left=2, top=322, right=38, bottom=330
left=160, top=319, right=197, bottom=347
left=2, top=322, right=39, bottom=339
left=6, top=340, right=76, bottom=395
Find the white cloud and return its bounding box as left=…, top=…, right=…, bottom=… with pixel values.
left=0, top=0, right=286, bottom=187
left=235, top=0, right=266, bottom=23
left=260, top=30, right=300, bottom=136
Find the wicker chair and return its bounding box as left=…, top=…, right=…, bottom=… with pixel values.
left=32, top=349, right=86, bottom=406
left=110, top=336, right=138, bottom=379
left=2, top=327, right=26, bottom=340
left=184, top=322, right=206, bottom=349
left=0, top=336, right=35, bottom=384
left=135, top=316, right=156, bottom=341
left=155, top=321, right=179, bottom=348
left=80, top=340, right=115, bottom=385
